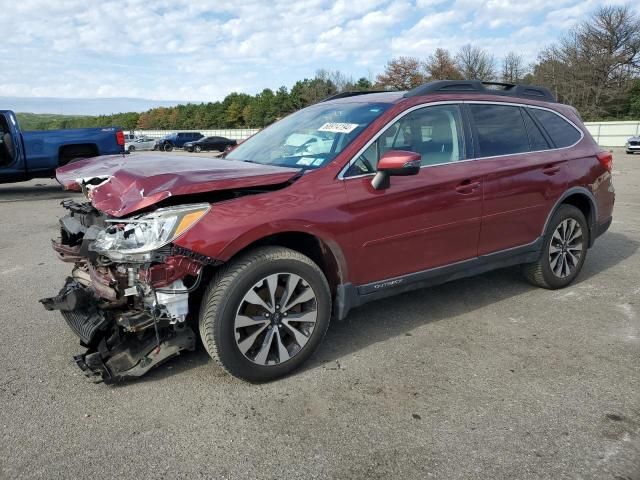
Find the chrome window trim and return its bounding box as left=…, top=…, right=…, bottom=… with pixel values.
left=338, top=100, right=585, bottom=181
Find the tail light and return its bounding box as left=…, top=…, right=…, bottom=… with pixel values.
left=597, top=151, right=613, bottom=172
left=116, top=130, right=125, bottom=147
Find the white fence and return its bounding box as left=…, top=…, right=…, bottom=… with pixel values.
left=584, top=121, right=640, bottom=147
left=131, top=128, right=260, bottom=141
left=129, top=122, right=640, bottom=147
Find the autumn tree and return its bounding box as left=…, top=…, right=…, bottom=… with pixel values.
left=425, top=48, right=463, bottom=80
left=376, top=56, right=428, bottom=90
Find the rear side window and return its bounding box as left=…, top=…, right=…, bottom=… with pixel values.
left=469, top=104, right=529, bottom=157
left=522, top=109, right=550, bottom=151
left=530, top=109, right=581, bottom=148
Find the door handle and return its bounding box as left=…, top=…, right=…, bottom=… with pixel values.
left=455, top=179, right=480, bottom=194
left=542, top=164, right=561, bottom=175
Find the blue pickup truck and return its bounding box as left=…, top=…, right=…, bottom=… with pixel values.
left=0, top=110, right=125, bottom=184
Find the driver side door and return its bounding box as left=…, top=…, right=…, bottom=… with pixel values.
left=0, top=111, right=24, bottom=174
left=342, top=103, right=483, bottom=286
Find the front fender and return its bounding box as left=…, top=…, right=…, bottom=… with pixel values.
left=217, top=221, right=350, bottom=283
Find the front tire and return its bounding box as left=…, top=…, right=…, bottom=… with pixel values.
left=128, top=145, right=135, bottom=153
left=194, top=145, right=202, bottom=153
left=522, top=204, right=588, bottom=289
left=164, top=143, right=173, bottom=152
left=199, top=247, right=331, bottom=382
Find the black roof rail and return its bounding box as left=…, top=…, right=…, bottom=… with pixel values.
left=321, top=90, right=391, bottom=102
left=404, top=80, right=556, bottom=103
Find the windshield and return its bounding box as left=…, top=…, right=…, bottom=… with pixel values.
left=226, top=102, right=391, bottom=169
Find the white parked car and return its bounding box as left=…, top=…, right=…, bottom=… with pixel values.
left=125, top=136, right=157, bottom=153
left=626, top=136, right=640, bottom=154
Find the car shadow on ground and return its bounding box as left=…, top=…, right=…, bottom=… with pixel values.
left=116, top=231, right=639, bottom=385
left=111, top=346, right=214, bottom=386
left=307, top=231, right=639, bottom=371
left=0, top=183, right=78, bottom=202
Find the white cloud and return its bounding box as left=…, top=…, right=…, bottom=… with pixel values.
left=0, top=0, right=636, bottom=102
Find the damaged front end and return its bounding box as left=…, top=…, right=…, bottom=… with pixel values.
left=40, top=199, right=218, bottom=383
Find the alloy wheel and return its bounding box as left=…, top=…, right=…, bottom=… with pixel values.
left=549, top=218, right=583, bottom=278
left=234, top=273, right=317, bottom=366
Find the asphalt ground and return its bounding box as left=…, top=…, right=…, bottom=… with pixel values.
left=0, top=149, right=638, bottom=479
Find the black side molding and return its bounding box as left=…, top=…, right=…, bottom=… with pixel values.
left=334, top=238, right=543, bottom=320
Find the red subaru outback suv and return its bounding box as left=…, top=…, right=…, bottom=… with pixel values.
left=42, top=80, right=615, bottom=383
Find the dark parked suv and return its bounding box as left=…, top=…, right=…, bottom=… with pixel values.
left=43, top=80, right=614, bottom=384
left=156, top=131, right=203, bottom=151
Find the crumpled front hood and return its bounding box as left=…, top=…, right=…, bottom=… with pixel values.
left=56, top=154, right=300, bottom=217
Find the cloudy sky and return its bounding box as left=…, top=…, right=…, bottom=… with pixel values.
left=0, top=0, right=631, bottom=105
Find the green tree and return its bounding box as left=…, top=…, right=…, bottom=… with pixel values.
left=629, top=79, right=640, bottom=117
left=354, top=77, right=373, bottom=90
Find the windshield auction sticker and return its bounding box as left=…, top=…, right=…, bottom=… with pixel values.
left=318, top=122, right=359, bottom=134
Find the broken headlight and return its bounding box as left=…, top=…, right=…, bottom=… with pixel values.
left=91, top=203, right=210, bottom=262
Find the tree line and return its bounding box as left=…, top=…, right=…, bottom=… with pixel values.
left=17, top=5, right=640, bottom=131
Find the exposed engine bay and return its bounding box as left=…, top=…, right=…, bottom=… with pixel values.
left=40, top=199, right=219, bottom=383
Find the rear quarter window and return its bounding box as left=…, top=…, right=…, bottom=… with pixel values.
left=530, top=109, right=582, bottom=148
left=522, top=109, right=550, bottom=151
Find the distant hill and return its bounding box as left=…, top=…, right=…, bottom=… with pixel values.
left=15, top=112, right=96, bottom=131
left=1, top=96, right=184, bottom=115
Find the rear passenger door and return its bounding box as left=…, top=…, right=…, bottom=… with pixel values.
left=468, top=103, right=568, bottom=255
left=210, top=137, right=225, bottom=151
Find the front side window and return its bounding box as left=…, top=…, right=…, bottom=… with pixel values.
left=531, top=109, right=582, bottom=148
left=469, top=104, right=530, bottom=157
left=345, top=104, right=466, bottom=176
left=226, top=102, right=392, bottom=170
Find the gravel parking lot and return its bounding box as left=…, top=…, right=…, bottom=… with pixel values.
left=0, top=150, right=638, bottom=480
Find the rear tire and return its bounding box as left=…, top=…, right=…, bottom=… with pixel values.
left=128, top=145, right=135, bottom=153
left=199, top=247, right=331, bottom=382
left=522, top=204, right=588, bottom=289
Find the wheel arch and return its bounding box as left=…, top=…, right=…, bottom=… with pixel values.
left=220, top=230, right=348, bottom=297
left=58, top=143, right=99, bottom=166
left=543, top=187, right=598, bottom=247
